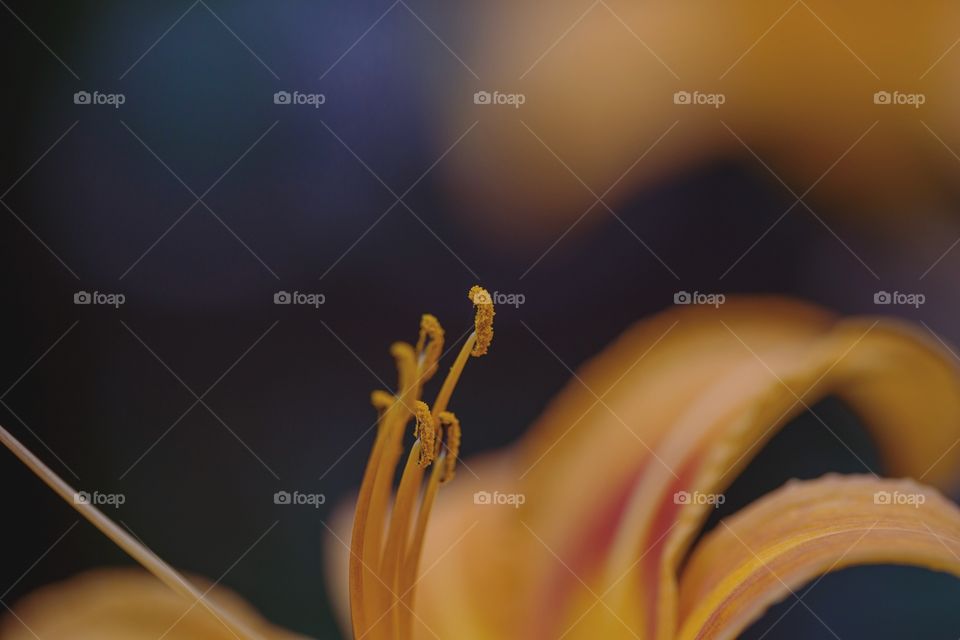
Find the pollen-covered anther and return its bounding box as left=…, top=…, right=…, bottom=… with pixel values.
left=415, top=314, right=445, bottom=381
left=468, top=285, right=495, bottom=357
left=413, top=401, right=437, bottom=468
left=437, top=411, right=461, bottom=484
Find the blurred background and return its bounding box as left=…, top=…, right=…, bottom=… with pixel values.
left=2, top=1, right=960, bottom=638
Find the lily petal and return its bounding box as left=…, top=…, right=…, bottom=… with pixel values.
left=515, top=299, right=833, bottom=637
left=514, top=300, right=960, bottom=639
left=2, top=568, right=304, bottom=640
left=677, top=475, right=960, bottom=640
left=636, top=316, right=960, bottom=640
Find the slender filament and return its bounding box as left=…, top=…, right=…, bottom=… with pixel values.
left=0, top=424, right=265, bottom=640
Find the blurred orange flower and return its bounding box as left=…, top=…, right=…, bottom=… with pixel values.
left=443, top=1, right=960, bottom=245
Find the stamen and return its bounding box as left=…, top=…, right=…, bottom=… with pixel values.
left=415, top=314, right=445, bottom=381
left=367, top=343, right=421, bottom=561
left=468, top=286, right=494, bottom=357
left=398, top=458, right=444, bottom=640
left=348, top=424, right=386, bottom=637
left=0, top=424, right=265, bottom=640
left=398, top=411, right=459, bottom=624
left=432, top=285, right=496, bottom=416
left=351, top=343, right=421, bottom=638
left=371, top=390, right=394, bottom=413
left=350, top=287, right=494, bottom=640
left=413, top=401, right=437, bottom=468
left=396, top=413, right=460, bottom=637
left=390, top=342, right=418, bottom=409
left=437, top=411, right=461, bottom=484
left=378, top=443, right=426, bottom=636
left=353, top=338, right=432, bottom=639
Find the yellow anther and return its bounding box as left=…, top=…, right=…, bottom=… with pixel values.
left=413, top=401, right=437, bottom=468
left=468, top=285, right=494, bottom=357
left=371, top=390, right=394, bottom=413
left=437, top=411, right=461, bottom=484
left=415, top=314, right=445, bottom=381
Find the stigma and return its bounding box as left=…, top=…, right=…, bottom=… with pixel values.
left=348, top=286, right=494, bottom=640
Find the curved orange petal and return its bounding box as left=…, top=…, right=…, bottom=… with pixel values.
left=514, top=299, right=833, bottom=637
left=514, top=299, right=960, bottom=639
left=2, top=568, right=304, bottom=640
left=677, top=475, right=960, bottom=640
left=633, top=316, right=960, bottom=640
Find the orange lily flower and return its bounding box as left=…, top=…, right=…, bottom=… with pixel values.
left=5, top=290, right=960, bottom=640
